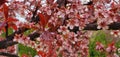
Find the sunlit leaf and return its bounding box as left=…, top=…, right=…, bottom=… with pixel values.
left=38, top=13, right=47, bottom=28
left=3, top=4, right=8, bottom=19
left=38, top=50, right=46, bottom=57
left=7, top=17, right=18, bottom=22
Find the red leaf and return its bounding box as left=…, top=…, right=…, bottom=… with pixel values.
left=38, top=13, right=47, bottom=28
left=108, top=41, right=115, bottom=46
left=0, top=0, right=6, bottom=6
left=8, top=24, right=18, bottom=31
left=38, top=51, right=46, bottom=57
left=7, top=17, right=18, bottom=31
left=7, top=17, right=18, bottom=22
left=3, top=4, right=8, bottom=19
left=11, top=24, right=17, bottom=31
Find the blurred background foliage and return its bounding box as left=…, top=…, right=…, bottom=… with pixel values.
left=89, top=30, right=120, bottom=57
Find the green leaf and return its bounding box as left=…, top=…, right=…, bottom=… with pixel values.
left=18, top=44, right=37, bottom=57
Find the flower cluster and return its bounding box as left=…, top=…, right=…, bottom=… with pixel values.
left=96, top=42, right=104, bottom=52
left=0, top=0, right=120, bottom=57
left=95, top=42, right=119, bottom=57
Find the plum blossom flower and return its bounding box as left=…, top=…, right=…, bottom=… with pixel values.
left=35, top=45, right=41, bottom=51
left=58, top=26, right=69, bottom=35
left=110, top=30, right=120, bottom=37
left=107, top=53, right=119, bottom=57
left=80, top=0, right=91, bottom=5
left=47, top=9, right=52, bottom=15
left=48, top=16, right=57, bottom=26
left=67, top=19, right=79, bottom=29
left=29, top=41, right=36, bottom=48
left=13, top=34, right=21, bottom=42
left=7, top=46, right=16, bottom=54
left=34, top=55, right=40, bottom=57
left=96, top=42, right=104, bottom=52
left=97, top=20, right=109, bottom=29
left=0, top=31, right=3, bottom=35
left=106, top=42, right=117, bottom=53
left=57, top=11, right=65, bottom=18
left=118, top=48, right=120, bottom=53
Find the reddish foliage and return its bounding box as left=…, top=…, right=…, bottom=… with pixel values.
left=38, top=51, right=46, bottom=57
left=0, top=0, right=120, bottom=57
left=3, top=4, right=8, bottom=19
left=7, top=17, right=18, bottom=22
left=0, top=0, right=6, bottom=6
left=38, top=13, right=48, bottom=28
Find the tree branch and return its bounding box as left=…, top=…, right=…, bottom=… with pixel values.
left=84, top=22, right=120, bottom=30
left=28, top=32, right=40, bottom=41
left=5, top=23, right=8, bottom=39
left=7, top=6, right=40, bottom=41
left=7, top=28, right=29, bottom=40
left=57, top=0, right=67, bottom=8
left=0, top=52, right=18, bottom=57
left=0, top=40, right=18, bottom=49
left=1, top=22, right=119, bottom=49
left=0, top=3, right=40, bottom=57
left=0, top=5, right=40, bottom=50
left=27, top=22, right=120, bottom=41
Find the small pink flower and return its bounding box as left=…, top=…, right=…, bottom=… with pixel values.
left=13, top=34, right=21, bottom=42
left=47, top=10, right=52, bottom=15
left=110, top=30, right=120, bottom=37
left=29, top=41, right=36, bottom=48
left=96, top=42, right=104, bottom=52
left=106, top=42, right=116, bottom=53
left=97, top=20, right=109, bottom=29
left=58, top=26, right=69, bottom=35
left=118, top=48, right=120, bottom=53
left=67, top=19, right=79, bottom=29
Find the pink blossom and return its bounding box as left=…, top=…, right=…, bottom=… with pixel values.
left=96, top=42, right=104, bottom=52
left=110, top=30, right=120, bottom=37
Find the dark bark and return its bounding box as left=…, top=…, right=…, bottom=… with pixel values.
left=1, top=22, right=120, bottom=49
left=26, top=22, right=120, bottom=41
left=0, top=52, right=18, bottom=57
left=84, top=22, right=120, bottom=30
left=0, top=40, right=18, bottom=49
left=57, top=0, right=67, bottom=8
left=30, top=6, right=40, bottom=23
left=7, top=6, right=40, bottom=41
left=5, top=23, right=8, bottom=39
left=28, top=32, right=40, bottom=41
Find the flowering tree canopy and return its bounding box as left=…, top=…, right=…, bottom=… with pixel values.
left=0, top=0, right=120, bottom=57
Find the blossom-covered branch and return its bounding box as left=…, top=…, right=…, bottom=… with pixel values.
left=84, top=22, right=120, bottom=30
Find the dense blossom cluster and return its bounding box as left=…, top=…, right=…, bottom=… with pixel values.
left=0, top=0, right=120, bottom=57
